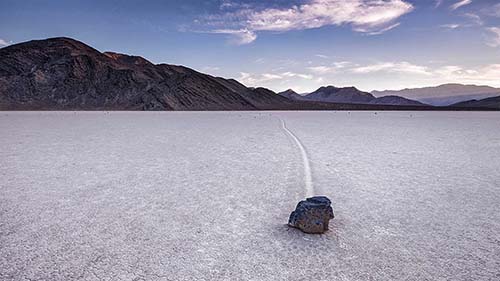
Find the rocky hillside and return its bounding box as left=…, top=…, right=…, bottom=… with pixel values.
left=0, top=37, right=292, bottom=110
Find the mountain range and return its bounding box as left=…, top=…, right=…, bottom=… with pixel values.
left=278, top=87, right=425, bottom=106
left=0, top=37, right=498, bottom=111
left=372, top=84, right=500, bottom=106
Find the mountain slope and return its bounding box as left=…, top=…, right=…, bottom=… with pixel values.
left=372, top=84, right=500, bottom=106
left=304, top=86, right=375, bottom=104
left=0, top=37, right=291, bottom=110
left=451, top=95, right=500, bottom=109
left=293, top=86, right=425, bottom=106
left=278, top=89, right=305, bottom=100
left=369, top=95, right=425, bottom=106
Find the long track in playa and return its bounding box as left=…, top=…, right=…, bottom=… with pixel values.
left=279, top=117, right=315, bottom=198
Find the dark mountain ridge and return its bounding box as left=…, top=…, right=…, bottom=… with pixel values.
left=279, top=86, right=425, bottom=106
left=0, top=37, right=292, bottom=110
left=451, top=95, right=500, bottom=109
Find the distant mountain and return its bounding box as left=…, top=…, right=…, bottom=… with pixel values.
left=451, top=95, right=500, bottom=109
left=278, top=89, right=305, bottom=100
left=372, top=84, right=500, bottom=106
left=368, top=95, right=424, bottom=106
left=280, top=86, right=425, bottom=106
left=0, top=37, right=292, bottom=110
left=304, top=86, right=375, bottom=104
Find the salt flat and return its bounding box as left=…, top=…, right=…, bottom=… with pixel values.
left=1, top=111, right=499, bottom=281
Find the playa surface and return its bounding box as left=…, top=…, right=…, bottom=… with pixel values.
left=1, top=111, right=499, bottom=280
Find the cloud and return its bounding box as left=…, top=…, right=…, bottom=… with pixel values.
left=485, top=27, right=500, bottom=47
left=351, top=62, right=431, bottom=75
left=435, top=0, right=444, bottom=8
left=307, top=66, right=336, bottom=74
left=201, top=66, right=221, bottom=73
left=281, top=72, right=314, bottom=79
left=238, top=72, right=282, bottom=85
left=463, top=13, right=483, bottom=26
left=485, top=4, right=500, bottom=18
left=201, top=0, right=414, bottom=44
left=237, top=61, right=500, bottom=92
left=315, top=54, right=329, bottom=59
left=344, top=61, right=500, bottom=87
left=211, top=29, right=257, bottom=44
left=333, top=61, right=352, bottom=68
left=305, top=60, right=500, bottom=87
left=433, top=64, right=500, bottom=85
left=441, top=24, right=461, bottom=29
left=0, top=38, right=10, bottom=47
left=365, top=22, right=401, bottom=35
left=238, top=71, right=314, bottom=87
left=441, top=14, right=482, bottom=30
left=450, top=0, right=472, bottom=10
left=307, top=61, right=352, bottom=74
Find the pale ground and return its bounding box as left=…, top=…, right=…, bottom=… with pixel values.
left=0, top=111, right=499, bottom=281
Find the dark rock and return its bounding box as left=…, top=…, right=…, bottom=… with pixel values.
left=288, top=196, right=334, bottom=234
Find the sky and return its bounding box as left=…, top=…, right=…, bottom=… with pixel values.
left=1, top=0, right=499, bottom=93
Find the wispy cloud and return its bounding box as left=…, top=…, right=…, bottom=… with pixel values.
left=463, top=13, right=483, bottom=26
left=450, top=0, right=472, bottom=11
left=433, top=64, right=500, bottom=85
left=485, top=27, right=500, bottom=47
left=210, top=29, right=257, bottom=45
left=485, top=4, right=500, bottom=18
left=201, top=66, right=221, bottom=73
left=307, top=66, right=336, bottom=74
left=281, top=72, right=313, bottom=79
left=307, top=61, right=352, bottom=74
left=441, top=13, right=482, bottom=30
left=351, top=62, right=431, bottom=75
left=441, top=24, right=461, bottom=29
left=199, top=0, right=414, bottom=44
left=0, top=38, right=11, bottom=47
left=435, top=0, right=444, bottom=8
left=239, top=71, right=313, bottom=86
left=365, top=23, right=401, bottom=35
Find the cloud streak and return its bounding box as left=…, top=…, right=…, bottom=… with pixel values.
left=0, top=39, right=10, bottom=47
left=450, top=0, right=472, bottom=10
left=210, top=29, right=257, bottom=45
left=486, top=27, right=500, bottom=47
left=239, top=71, right=313, bottom=86
left=351, top=62, right=431, bottom=75
left=201, top=0, right=414, bottom=44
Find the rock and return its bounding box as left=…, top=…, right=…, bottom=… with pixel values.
left=288, top=196, right=334, bottom=234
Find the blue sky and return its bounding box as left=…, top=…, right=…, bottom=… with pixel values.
left=1, top=0, right=499, bottom=92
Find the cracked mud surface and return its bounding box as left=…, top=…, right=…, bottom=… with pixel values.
left=1, top=111, right=499, bottom=280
